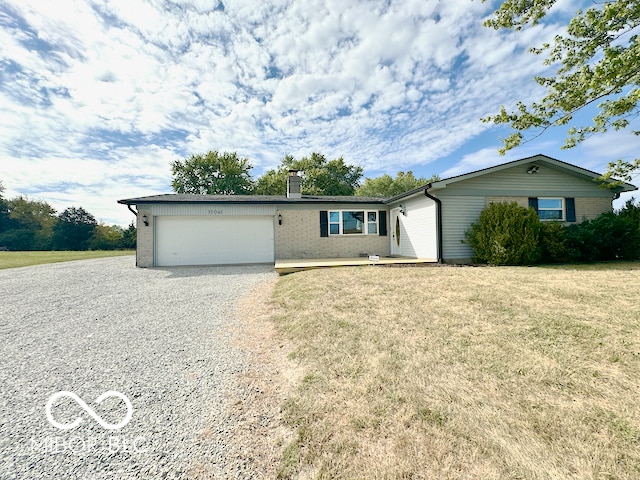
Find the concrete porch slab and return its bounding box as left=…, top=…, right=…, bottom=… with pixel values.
left=274, top=256, right=437, bottom=275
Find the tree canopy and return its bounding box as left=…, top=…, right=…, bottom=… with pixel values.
left=53, top=207, right=98, bottom=250
left=0, top=181, right=9, bottom=236
left=171, top=151, right=254, bottom=194
left=355, top=171, right=440, bottom=197
left=0, top=182, right=134, bottom=251
left=2, top=196, right=57, bottom=250
left=254, top=153, right=363, bottom=196
left=482, top=0, right=640, bottom=183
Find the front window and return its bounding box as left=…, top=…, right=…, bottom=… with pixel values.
left=329, top=211, right=378, bottom=235
left=538, top=198, right=564, bottom=220
left=342, top=211, right=364, bottom=234
left=329, top=211, right=340, bottom=235
left=367, top=212, right=378, bottom=234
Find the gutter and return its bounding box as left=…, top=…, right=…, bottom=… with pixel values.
left=117, top=196, right=387, bottom=206
left=127, top=204, right=138, bottom=217
left=424, top=185, right=443, bottom=263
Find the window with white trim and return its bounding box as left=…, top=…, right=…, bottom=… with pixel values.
left=537, top=198, right=564, bottom=221
left=328, top=210, right=378, bottom=235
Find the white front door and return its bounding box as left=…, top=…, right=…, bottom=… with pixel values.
left=390, top=208, right=402, bottom=256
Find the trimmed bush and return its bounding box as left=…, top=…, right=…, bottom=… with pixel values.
left=615, top=199, right=640, bottom=260
left=465, top=202, right=541, bottom=265
left=590, top=212, right=638, bottom=260
left=563, top=200, right=640, bottom=262
left=563, top=222, right=598, bottom=262
left=539, top=221, right=567, bottom=263
left=469, top=198, right=640, bottom=265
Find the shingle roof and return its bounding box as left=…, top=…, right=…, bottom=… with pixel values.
left=118, top=154, right=637, bottom=206
left=117, top=193, right=387, bottom=205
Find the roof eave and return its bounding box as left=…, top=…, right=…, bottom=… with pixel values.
left=117, top=196, right=387, bottom=205
left=384, top=184, right=431, bottom=204
left=614, top=182, right=638, bottom=193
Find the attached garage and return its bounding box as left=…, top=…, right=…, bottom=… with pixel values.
left=155, top=215, right=274, bottom=266
left=119, top=192, right=390, bottom=268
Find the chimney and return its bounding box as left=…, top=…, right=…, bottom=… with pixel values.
left=287, top=170, right=301, bottom=198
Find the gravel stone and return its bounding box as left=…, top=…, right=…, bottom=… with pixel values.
left=0, top=256, right=276, bottom=479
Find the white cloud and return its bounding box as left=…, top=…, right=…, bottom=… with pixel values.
left=2, top=144, right=176, bottom=225
left=0, top=0, right=598, bottom=225
left=578, top=129, right=640, bottom=161
left=440, top=142, right=558, bottom=179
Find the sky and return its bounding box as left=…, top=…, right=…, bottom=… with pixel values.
left=1, top=0, right=639, bottom=227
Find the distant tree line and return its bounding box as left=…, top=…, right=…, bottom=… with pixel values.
left=171, top=151, right=439, bottom=196
left=0, top=181, right=135, bottom=251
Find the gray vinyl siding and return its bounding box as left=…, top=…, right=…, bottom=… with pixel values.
left=440, top=196, right=486, bottom=261
left=434, top=162, right=617, bottom=261
left=437, top=164, right=613, bottom=198
left=144, top=203, right=278, bottom=216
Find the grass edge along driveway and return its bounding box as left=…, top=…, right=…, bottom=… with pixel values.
left=0, top=250, right=134, bottom=269
left=271, top=263, right=640, bottom=480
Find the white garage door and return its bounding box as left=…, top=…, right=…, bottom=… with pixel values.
left=155, top=216, right=274, bottom=266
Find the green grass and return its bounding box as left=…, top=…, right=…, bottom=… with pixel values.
left=271, top=262, right=640, bottom=479
left=0, top=250, right=134, bottom=269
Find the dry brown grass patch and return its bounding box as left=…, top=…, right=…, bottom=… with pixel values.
left=223, top=278, right=302, bottom=478
left=272, top=263, right=640, bottom=479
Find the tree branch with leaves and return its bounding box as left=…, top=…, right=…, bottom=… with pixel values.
left=482, top=0, right=640, bottom=184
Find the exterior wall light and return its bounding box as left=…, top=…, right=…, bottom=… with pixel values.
left=142, top=214, right=149, bottom=226
left=278, top=214, right=283, bottom=225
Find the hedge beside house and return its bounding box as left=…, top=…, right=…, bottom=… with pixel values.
left=465, top=202, right=541, bottom=265
left=467, top=200, right=640, bottom=265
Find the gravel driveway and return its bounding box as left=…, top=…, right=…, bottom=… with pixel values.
left=0, top=256, right=276, bottom=479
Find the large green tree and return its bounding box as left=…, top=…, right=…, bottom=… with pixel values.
left=482, top=0, right=640, bottom=183
left=0, top=180, right=9, bottom=239
left=89, top=223, right=129, bottom=250
left=53, top=207, right=97, bottom=250
left=120, top=222, right=137, bottom=249
left=255, top=153, right=363, bottom=195
left=355, top=171, right=440, bottom=197
left=0, top=196, right=57, bottom=250
left=171, top=151, right=254, bottom=194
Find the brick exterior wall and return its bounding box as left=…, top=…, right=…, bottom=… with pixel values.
left=136, top=209, right=154, bottom=267
left=275, top=209, right=390, bottom=259
left=574, top=197, right=612, bottom=221
left=486, top=196, right=612, bottom=223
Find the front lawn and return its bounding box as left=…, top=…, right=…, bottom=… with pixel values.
left=0, top=250, right=134, bottom=269
left=271, top=263, right=640, bottom=479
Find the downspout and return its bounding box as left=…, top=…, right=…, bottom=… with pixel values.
left=126, top=204, right=138, bottom=267
left=424, top=185, right=443, bottom=263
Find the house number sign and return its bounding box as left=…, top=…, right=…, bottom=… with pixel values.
left=207, top=209, right=223, bottom=215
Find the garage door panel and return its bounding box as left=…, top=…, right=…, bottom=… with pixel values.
left=156, top=216, right=274, bottom=266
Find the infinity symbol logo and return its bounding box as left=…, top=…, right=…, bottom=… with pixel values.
left=45, top=391, right=133, bottom=430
